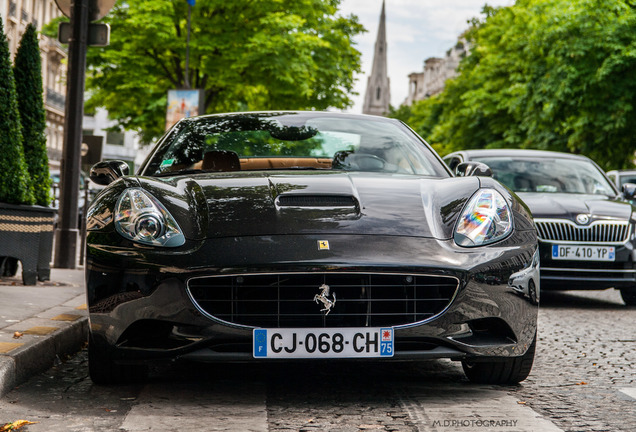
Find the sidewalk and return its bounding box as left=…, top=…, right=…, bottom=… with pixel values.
left=0, top=267, right=87, bottom=398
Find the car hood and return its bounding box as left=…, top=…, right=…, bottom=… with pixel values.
left=136, top=172, right=482, bottom=240
left=516, top=192, right=632, bottom=221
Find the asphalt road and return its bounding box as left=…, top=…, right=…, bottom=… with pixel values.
left=0, top=288, right=634, bottom=432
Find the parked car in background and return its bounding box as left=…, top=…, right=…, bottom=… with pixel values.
left=84, top=111, right=539, bottom=385
left=606, top=169, right=636, bottom=190
left=50, top=169, right=92, bottom=208
left=444, top=149, right=636, bottom=306
left=606, top=169, right=636, bottom=205
left=50, top=169, right=102, bottom=228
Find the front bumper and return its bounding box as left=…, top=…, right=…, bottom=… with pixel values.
left=86, top=233, right=539, bottom=364
left=539, top=240, right=636, bottom=290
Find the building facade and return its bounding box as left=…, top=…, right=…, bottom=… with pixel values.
left=83, top=108, right=147, bottom=174
left=2, top=0, right=67, bottom=168
left=362, top=0, right=390, bottom=116
left=403, top=40, right=468, bottom=106
left=2, top=1, right=142, bottom=175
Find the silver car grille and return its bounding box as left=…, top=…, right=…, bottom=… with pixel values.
left=535, top=219, right=630, bottom=244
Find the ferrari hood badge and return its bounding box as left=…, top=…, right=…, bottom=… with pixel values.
left=314, top=284, right=336, bottom=315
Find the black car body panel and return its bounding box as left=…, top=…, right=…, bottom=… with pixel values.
left=86, top=174, right=537, bottom=359
left=85, top=112, right=539, bottom=383
left=444, top=149, right=636, bottom=290
left=518, top=193, right=631, bottom=221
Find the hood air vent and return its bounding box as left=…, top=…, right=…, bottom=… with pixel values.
left=277, top=195, right=357, bottom=208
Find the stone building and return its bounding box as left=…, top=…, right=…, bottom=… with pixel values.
left=1, top=0, right=67, bottom=168
left=403, top=40, right=468, bottom=106
left=362, top=0, right=390, bottom=116
left=83, top=108, right=146, bottom=173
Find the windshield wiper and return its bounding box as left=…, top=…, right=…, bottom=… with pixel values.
left=154, top=169, right=206, bottom=177
left=155, top=166, right=330, bottom=176
left=271, top=166, right=328, bottom=170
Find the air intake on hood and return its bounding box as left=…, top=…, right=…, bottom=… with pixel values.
left=277, top=195, right=357, bottom=208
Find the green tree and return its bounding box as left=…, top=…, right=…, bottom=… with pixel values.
left=14, top=24, right=51, bottom=206
left=390, top=95, right=447, bottom=154
left=401, top=0, right=636, bottom=170
left=0, top=19, right=34, bottom=205
left=81, top=0, right=364, bottom=144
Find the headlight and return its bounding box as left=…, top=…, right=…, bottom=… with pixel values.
left=115, top=188, right=185, bottom=247
left=454, top=189, right=513, bottom=247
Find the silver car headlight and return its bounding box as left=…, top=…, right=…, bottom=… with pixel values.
left=115, top=188, right=185, bottom=247
left=454, top=189, right=513, bottom=247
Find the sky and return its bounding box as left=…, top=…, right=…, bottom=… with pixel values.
left=338, top=0, right=514, bottom=113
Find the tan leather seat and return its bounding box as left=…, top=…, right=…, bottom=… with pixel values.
left=201, top=150, right=240, bottom=171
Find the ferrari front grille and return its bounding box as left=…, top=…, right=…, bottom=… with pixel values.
left=187, top=273, right=459, bottom=328
left=535, top=219, right=630, bottom=244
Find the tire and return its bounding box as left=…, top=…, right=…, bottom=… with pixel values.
left=462, top=334, right=536, bottom=385
left=88, top=333, right=148, bottom=385
left=620, top=288, right=636, bottom=306
left=1, top=257, right=18, bottom=277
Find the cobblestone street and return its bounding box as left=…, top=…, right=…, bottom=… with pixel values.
left=0, top=288, right=634, bottom=431
left=509, top=288, right=635, bottom=432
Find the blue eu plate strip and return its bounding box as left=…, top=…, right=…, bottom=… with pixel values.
left=253, top=329, right=267, bottom=357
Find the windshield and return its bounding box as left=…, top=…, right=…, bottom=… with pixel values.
left=475, top=156, right=617, bottom=196
left=141, top=112, right=448, bottom=177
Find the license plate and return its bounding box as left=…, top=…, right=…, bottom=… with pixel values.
left=253, top=328, right=394, bottom=358
left=551, top=245, right=615, bottom=261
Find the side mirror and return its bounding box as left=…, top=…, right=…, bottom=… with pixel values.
left=622, top=183, right=636, bottom=201
left=455, top=161, right=493, bottom=177
left=89, top=160, right=130, bottom=186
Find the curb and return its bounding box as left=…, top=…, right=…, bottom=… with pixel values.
left=0, top=315, right=88, bottom=399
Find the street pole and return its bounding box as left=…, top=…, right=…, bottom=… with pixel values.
left=54, top=0, right=89, bottom=269
left=185, top=3, right=191, bottom=89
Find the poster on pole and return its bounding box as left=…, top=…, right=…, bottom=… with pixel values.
left=166, top=89, right=204, bottom=130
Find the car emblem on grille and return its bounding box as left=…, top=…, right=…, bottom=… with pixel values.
left=576, top=214, right=590, bottom=225
left=314, top=284, right=336, bottom=315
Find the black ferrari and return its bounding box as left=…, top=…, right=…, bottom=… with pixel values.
left=86, top=112, right=539, bottom=385
left=444, top=149, right=636, bottom=306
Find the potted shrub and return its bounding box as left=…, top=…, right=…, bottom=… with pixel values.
left=0, top=21, right=55, bottom=284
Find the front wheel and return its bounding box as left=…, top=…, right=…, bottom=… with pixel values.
left=88, top=333, right=148, bottom=385
left=619, top=288, right=636, bottom=306
left=462, top=334, right=536, bottom=385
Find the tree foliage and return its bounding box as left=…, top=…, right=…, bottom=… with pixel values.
left=399, top=0, right=636, bottom=169
left=0, top=19, right=34, bottom=205
left=14, top=24, right=51, bottom=206
left=81, top=0, right=364, bottom=144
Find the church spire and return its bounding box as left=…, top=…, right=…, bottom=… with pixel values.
left=362, top=0, right=390, bottom=116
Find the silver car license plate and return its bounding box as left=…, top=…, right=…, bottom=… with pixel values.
left=551, top=245, right=615, bottom=261
left=253, top=327, right=394, bottom=358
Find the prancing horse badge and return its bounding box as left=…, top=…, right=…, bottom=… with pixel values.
left=314, top=284, right=336, bottom=315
